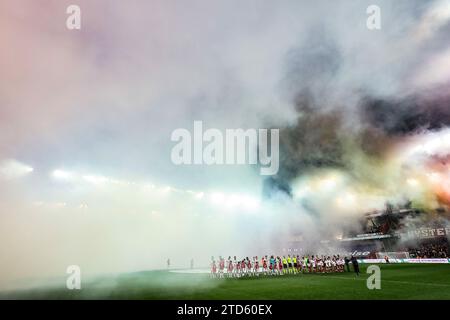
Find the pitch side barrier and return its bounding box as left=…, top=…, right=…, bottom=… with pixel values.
left=357, top=258, right=450, bottom=264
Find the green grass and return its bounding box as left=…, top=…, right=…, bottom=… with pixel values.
left=1, top=264, right=450, bottom=299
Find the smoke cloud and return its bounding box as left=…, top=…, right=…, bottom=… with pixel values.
left=1, top=0, right=450, bottom=289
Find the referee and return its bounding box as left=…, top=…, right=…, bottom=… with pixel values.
left=350, top=256, right=360, bottom=276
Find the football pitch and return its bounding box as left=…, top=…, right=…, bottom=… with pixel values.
left=2, top=264, right=450, bottom=300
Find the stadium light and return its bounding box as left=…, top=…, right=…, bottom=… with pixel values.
left=210, top=192, right=226, bottom=205
left=83, top=175, right=108, bottom=185
left=406, top=178, right=419, bottom=187
left=157, top=186, right=172, bottom=194
left=313, top=172, right=344, bottom=191
left=225, top=194, right=241, bottom=207
left=52, top=169, right=74, bottom=180
left=142, top=184, right=156, bottom=192
left=0, top=159, right=33, bottom=179
left=336, top=192, right=356, bottom=208
left=195, top=192, right=204, bottom=200
left=240, top=195, right=260, bottom=211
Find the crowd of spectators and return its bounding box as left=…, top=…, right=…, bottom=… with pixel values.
left=408, top=240, right=449, bottom=258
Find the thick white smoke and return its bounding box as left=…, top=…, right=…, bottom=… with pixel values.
left=0, top=0, right=450, bottom=289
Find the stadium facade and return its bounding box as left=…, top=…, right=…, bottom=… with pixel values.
left=286, top=205, right=450, bottom=260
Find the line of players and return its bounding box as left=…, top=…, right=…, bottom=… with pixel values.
left=211, top=255, right=345, bottom=278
